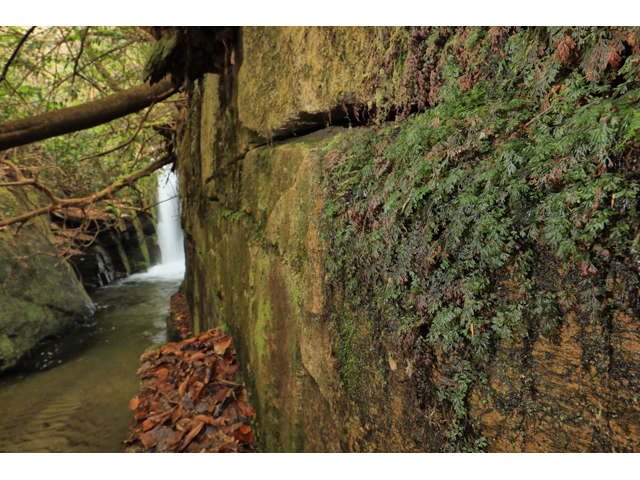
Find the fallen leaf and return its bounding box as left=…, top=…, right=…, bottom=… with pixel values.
left=204, top=366, right=212, bottom=385
left=171, top=403, right=184, bottom=423
left=123, top=430, right=140, bottom=444
left=188, top=352, right=206, bottom=363
left=178, top=377, right=189, bottom=397
left=180, top=420, right=205, bottom=451
left=134, top=408, right=150, bottom=421
left=198, top=332, right=215, bottom=341
left=232, top=428, right=253, bottom=445
left=242, top=403, right=254, bottom=417
left=214, top=337, right=232, bottom=355
left=192, top=381, right=205, bottom=404
left=142, top=418, right=157, bottom=432
left=140, top=432, right=159, bottom=448
left=155, top=367, right=170, bottom=381
left=129, top=397, right=139, bottom=411
left=214, top=388, right=233, bottom=404
left=162, top=345, right=178, bottom=355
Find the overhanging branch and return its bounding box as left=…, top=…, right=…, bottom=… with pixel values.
left=0, top=75, right=178, bottom=151
left=0, top=155, right=174, bottom=228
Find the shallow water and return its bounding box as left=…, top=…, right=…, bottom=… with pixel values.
left=0, top=262, right=184, bottom=453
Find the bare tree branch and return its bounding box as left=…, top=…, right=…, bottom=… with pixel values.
left=0, top=27, right=36, bottom=85
left=70, top=27, right=91, bottom=92
left=51, top=39, right=136, bottom=91
left=0, top=155, right=174, bottom=227
left=94, top=58, right=123, bottom=92
left=78, top=103, right=155, bottom=162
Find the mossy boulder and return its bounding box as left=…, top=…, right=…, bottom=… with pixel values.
left=0, top=189, right=94, bottom=372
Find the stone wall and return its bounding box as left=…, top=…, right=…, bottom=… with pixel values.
left=52, top=211, right=160, bottom=290
left=176, top=26, right=640, bottom=452
left=177, top=27, right=440, bottom=452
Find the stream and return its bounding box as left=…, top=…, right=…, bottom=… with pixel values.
left=0, top=165, right=185, bottom=453
left=0, top=264, right=184, bottom=452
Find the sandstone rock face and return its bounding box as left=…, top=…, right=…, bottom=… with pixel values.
left=237, top=27, right=368, bottom=139
left=0, top=189, right=95, bottom=372
left=468, top=258, right=640, bottom=452
left=177, top=26, right=443, bottom=451
left=177, top=27, right=640, bottom=452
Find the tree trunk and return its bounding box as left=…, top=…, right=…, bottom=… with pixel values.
left=0, top=75, right=177, bottom=151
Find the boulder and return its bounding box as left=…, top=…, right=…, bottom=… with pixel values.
left=0, top=189, right=94, bottom=372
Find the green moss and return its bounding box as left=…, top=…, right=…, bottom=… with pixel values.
left=0, top=335, right=16, bottom=362
left=254, top=298, right=271, bottom=361
left=336, top=308, right=367, bottom=401
left=142, top=28, right=179, bottom=81
left=138, top=236, right=151, bottom=268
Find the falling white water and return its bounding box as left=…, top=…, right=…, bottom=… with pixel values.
left=128, top=164, right=185, bottom=281
left=156, top=165, right=185, bottom=264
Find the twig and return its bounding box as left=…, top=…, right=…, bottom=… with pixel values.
left=69, top=27, right=90, bottom=93
left=78, top=104, right=155, bottom=163
left=141, top=386, right=180, bottom=405
left=0, top=158, right=25, bottom=181
left=524, top=105, right=554, bottom=128
left=129, top=131, right=160, bottom=173
left=0, top=155, right=174, bottom=228
left=0, top=27, right=36, bottom=85
left=51, top=39, right=136, bottom=92
left=2, top=78, right=30, bottom=107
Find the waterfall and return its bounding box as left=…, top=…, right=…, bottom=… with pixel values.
left=156, top=164, right=185, bottom=265
left=140, top=164, right=185, bottom=280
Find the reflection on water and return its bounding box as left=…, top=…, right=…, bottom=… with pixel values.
left=0, top=263, right=184, bottom=453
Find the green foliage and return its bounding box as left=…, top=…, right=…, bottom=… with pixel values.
left=319, top=26, right=640, bottom=452
left=0, top=27, right=178, bottom=213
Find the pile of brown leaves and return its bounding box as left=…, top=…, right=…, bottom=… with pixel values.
left=124, top=329, right=254, bottom=453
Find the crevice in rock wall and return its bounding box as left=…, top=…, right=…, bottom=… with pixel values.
left=269, top=104, right=371, bottom=143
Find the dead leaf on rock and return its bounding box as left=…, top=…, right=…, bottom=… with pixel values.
left=124, top=289, right=255, bottom=453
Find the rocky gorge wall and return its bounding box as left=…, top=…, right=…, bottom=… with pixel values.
left=51, top=210, right=160, bottom=291
left=176, top=27, right=640, bottom=451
